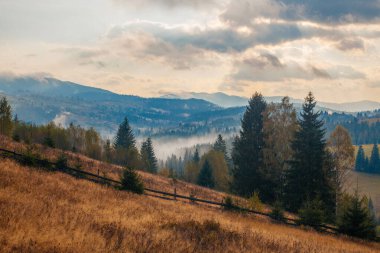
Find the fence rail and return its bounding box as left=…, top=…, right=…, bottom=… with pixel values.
left=1, top=147, right=379, bottom=241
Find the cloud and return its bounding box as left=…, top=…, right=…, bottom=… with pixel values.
left=311, top=67, right=331, bottom=79
left=336, top=38, right=365, bottom=51
left=112, top=0, right=220, bottom=9
left=280, top=0, right=380, bottom=24
left=221, top=0, right=380, bottom=25
left=106, top=20, right=342, bottom=56
left=227, top=53, right=365, bottom=83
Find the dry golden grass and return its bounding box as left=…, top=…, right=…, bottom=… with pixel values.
left=1, top=159, right=380, bottom=253
left=0, top=136, right=246, bottom=207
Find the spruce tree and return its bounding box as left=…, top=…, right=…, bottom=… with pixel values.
left=114, top=117, right=139, bottom=168
left=369, top=144, right=379, bottom=174
left=214, top=134, right=227, bottom=156
left=213, top=134, right=233, bottom=173
left=140, top=137, right=158, bottom=174
left=193, top=148, right=200, bottom=163
left=355, top=145, right=366, bottom=172
left=338, top=191, right=377, bottom=239
left=0, top=96, right=13, bottom=137
left=114, top=117, right=136, bottom=150
left=232, top=92, right=267, bottom=198
left=284, top=92, right=334, bottom=213
left=197, top=159, right=214, bottom=188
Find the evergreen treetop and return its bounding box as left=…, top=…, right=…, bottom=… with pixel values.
left=355, top=145, right=366, bottom=172
left=338, top=190, right=377, bottom=239
left=114, top=117, right=136, bottom=150
left=140, top=137, right=158, bottom=174
left=232, top=92, right=267, bottom=198
left=369, top=144, right=379, bottom=174
left=197, top=159, right=215, bottom=188
left=285, top=92, right=333, bottom=213
left=193, top=148, right=200, bottom=163
left=213, top=134, right=227, bottom=156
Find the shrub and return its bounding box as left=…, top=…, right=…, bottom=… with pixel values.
left=22, top=147, right=50, bottom=168
left=270, top=201, right=285, bottom=222
left=189, top=190, right=197, bottom=203
left=248, top=191, right=264, bottom=212
left=120, top=167, right=144, bottom=194
left=12, top=133, right=20, bottom=142
left=223, top=196, right=235, bottom=210
left=22, top=147, right=39, bottom=167
left=297, top=198, right=325, bottom=228
left=55, top=153, right=68, bottom=170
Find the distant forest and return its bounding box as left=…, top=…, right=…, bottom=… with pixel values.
left=323, top=110, right=380, bottom=145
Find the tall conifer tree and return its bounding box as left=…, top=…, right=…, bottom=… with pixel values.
left=197, top=159, right=214, bottom=188
left=232, top=92, right=267, bottom=198
left=140, top=137, right=158, bottom=174
left=284, top=92, right=334, bottom=213
left=114, top=117, right=140, bottom=169
left=114, top=117, right=136, bottom=150
left=369, top=144, right=379, bottom=174
left=355, top=145, right=366, bottom=172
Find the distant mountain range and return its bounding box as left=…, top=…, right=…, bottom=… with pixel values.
left=1, top=75, right=379, bottom=138
left=161, top=92, right=380, bottom=112
left=0, top=76, right=239, bottom=137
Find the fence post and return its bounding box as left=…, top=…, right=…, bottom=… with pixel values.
left=174, top=188, right=177, bottom=200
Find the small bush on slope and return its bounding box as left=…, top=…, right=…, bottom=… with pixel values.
left=120, top=167, right=144, bottom=194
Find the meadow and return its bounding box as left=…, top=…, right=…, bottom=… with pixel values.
left=1, top=159, right=380, bottom=253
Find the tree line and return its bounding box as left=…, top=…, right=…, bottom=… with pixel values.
left=355, top=144, right=380, bottom=174
left=0, top=97, right=158, bottom=175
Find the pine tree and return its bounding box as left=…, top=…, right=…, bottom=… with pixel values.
left=197, top=159, right=214, bottom=188
left=140, top=137, right=158, bottom=174
left=213, top=134, right=233, bottom=173
left=355, top=145, right=366, bottom=172
left=193, top=148, right=200, bottom=163
left=338, top=190, right=377, bottom=239
left=114, top=117, right=136, bottom=150
left=114, top=117, right=139, bottom=168
left=120, top=167, right=144, bottom=194
left=284, top=92, right=334, bottom=213
left=0, top=96, right=13, bottom=137
left=232, top=92, right=267, bottom=198
left=369, top=144, right=379, bottom=174
left=214, top=134, right=227, bottom=156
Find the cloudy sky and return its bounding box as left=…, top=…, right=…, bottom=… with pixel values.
left=1, top=0, right=380, bottom=102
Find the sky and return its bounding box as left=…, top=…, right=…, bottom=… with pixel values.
left=0, top=0, right=380, bottom=102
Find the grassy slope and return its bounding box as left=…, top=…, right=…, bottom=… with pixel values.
left=1, top=159, right=380, bottom=253
left=347, top=171, right=380, bottom=217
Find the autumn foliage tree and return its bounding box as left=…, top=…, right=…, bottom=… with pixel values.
left=327, top=125, right=355, bottom=205
left=263, top=96, right=298, bottom=202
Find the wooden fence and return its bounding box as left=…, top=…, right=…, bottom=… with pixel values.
left=1, top=147, right=379, bottom=241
